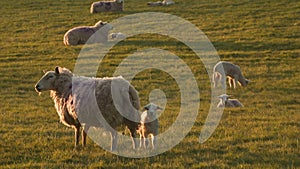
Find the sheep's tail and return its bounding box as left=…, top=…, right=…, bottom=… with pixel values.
left=129, top=85, right=140, bottom=111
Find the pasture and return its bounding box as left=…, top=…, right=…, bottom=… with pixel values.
left=0, top=0, right=299, bottom=168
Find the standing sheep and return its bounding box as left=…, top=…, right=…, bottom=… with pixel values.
left=35, top=67, right=141, bottom=151
left=213, top=61, right=250, bottom=89
left=90, top=0, right=124, bottom=13
left=138, top=103, right=162, bottom=149
left=217, top=94, right=244, bottom=108
left=63, top=21, right=113, bottom=46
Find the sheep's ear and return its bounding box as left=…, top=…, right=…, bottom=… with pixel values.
left=157, top=106, right=163, bottom=110
left=55, top=66, right=60, bottom=74
left=144, top=105, right=149, bottom=110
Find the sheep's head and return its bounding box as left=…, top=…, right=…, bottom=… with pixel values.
left=94, top=21, right=113, bottom=30
left=35, top=66, right=72, bottom=93
left=218, top=94, right=230, bottom=105
left=143, top=103, right=162, bottom=119
left=245, top=79, right=250, bottom=86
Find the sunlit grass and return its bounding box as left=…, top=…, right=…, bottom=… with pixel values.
left=0, top=0, right=299, bottom=168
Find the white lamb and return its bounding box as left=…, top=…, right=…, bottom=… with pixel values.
left=90, top=0, right=124, bottom=13
left=213, top=61, right=250, bottom=89
left=147, top=0, right=175, bottom=6
left=63, top=21, right=113, bottom=46
left=109, top=32, right=126, bottom=40
left=138, top=103, right=162, bottom=149
left=217, top=94, right=244, bottom=108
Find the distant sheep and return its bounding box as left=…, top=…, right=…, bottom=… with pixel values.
left=138, top=103, right=162, bottom=149
left=213, top=61, right=250, bottom=89
left=148, top=0, right=175, bottom=6
left=217, top=94, right=244, bottom=108
left=90, top=0, right=124, bottom=13
left=35, top=67, right=140, bottom=150
left=109, top=32, right=126, bottom=40
left=63, top=21, right=113, bottom=46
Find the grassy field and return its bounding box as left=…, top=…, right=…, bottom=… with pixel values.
left=0, top=0, right=299, bottom=168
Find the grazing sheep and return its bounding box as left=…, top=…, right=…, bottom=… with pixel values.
left=109, top=32, right=126, bottom=40
left=147, top=0, right=175, bottom=6
left=90, top=0, right=124, bottom=13
left=138, top=103, right=162, bottom=149
left=213, top=61, right=250, bottom=89
left=217, top=94, right=244, bottom=108
left=63, top=21, right=113, bottom=46
left=35, top=67, right=140, bottom=150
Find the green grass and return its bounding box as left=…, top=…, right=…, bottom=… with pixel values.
left=0, top=0, right=299, bottom=168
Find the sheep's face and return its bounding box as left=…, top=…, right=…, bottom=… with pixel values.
left=35, top=71, right=58, bottom=92
left=35, top=66, right=73, bottom=92
left=218, top=94, right=229, bottom=105
left=143, top=103, right=162, bottom=120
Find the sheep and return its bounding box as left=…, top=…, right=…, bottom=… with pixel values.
left=90, top=0, right=124, bottom=13
left=137, top=103, right=162, bottom=149
left=217, top=94, right=244, bottom=108
left=35, top=66, right=141, bottom=151
left=147, top=0, right=175, bottom=6
left=109, top=32, right=126, bottom=40
left=63, top=21, right=113, bottom=46
left=213, top=61, right=250, bottom=89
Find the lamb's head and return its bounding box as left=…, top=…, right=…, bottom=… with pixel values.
left=143, top=103, right=162, bottom=120
left=35, top=66, right=73, bottom=93
left=218, top=94, right=230, bottom=105
left=245, top=79, right=250, bottom=86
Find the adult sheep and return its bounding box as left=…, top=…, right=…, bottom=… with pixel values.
left=35, top=67, right=141, bottom=151
left=90, top=0, right=124, bottom=13
left=213, top=61, right=250, bottom=89
left=63, top=21, right=113, bottom=46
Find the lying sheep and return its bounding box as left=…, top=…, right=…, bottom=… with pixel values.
left=147, top=0, right=175, bottom=6
left=138, top=103, right=162, bottom=149
left=35, top=67, right=140, bottom=150
left=217, top=94, right=244, bottom=108
left=90, top=0, right=124, bottom=13
left=109, top=32, right=126, bottom=40
left=63, top=21, right=113, bottom=46
left=213, top=61, right=250, bottom=89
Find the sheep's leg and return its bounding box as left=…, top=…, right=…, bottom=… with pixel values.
left=228, top=77, right=232, bottom=88
left=110, top=130, right=118, bottom=151
left=74, top=126, right=80, bottom=147
left=129, top=128, right=139, bottom=149
left=82, top=125, right=90, bottom=146
left=150, top=134, right=155, bottom=149
left=221, top=76, right=226, bottom=89
left=140, top=133, right=144, bottom=148
left=213, top=72, right=220, bottom=88
left=144, top=137, right=149, bottom=148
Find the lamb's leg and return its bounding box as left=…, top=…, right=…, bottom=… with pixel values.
left=228, top=77, right=233, bottom=88
left=82, top=125, right=90, bottom=146
left=150, top=134, right=156, bottom=149
left=213, top=72, right=220, bottom=88
left=221, top=75, right=226, bottom=89
left=233, top=75, right=239, bottom=89
left=74, top=126, right=80, bottom=147
left=110, top=130, right=118, bottom=151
